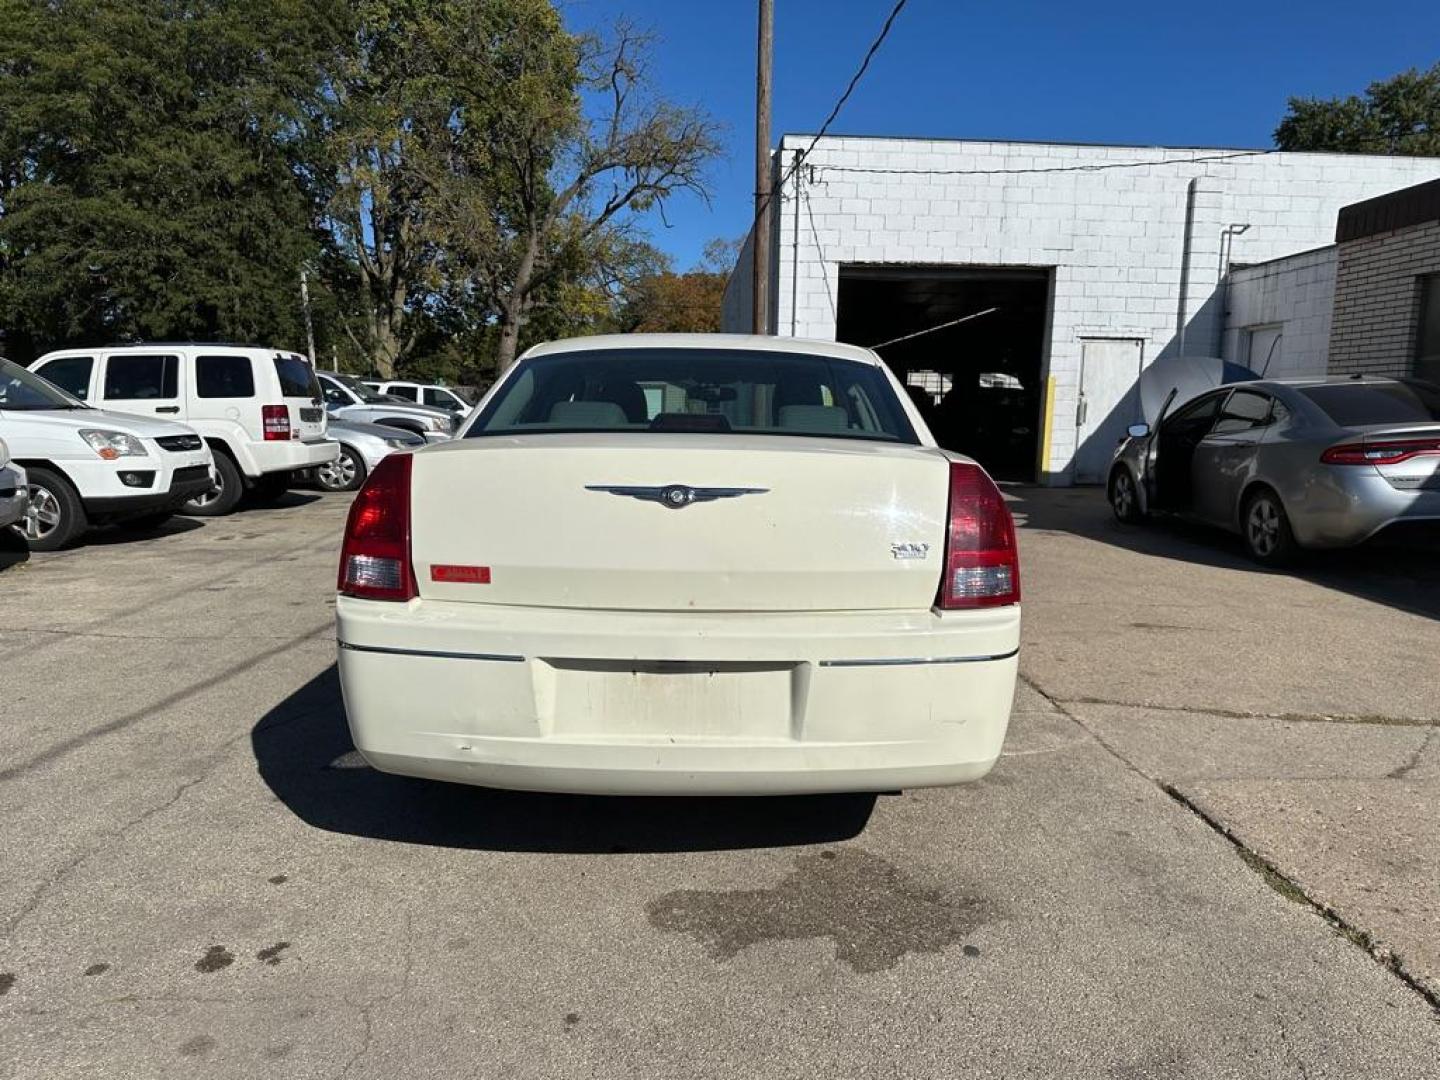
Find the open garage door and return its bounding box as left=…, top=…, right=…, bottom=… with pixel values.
left=835, top=266, right=1051, bottom=481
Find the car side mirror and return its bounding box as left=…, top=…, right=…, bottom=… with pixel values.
left=1126, top=423, right=1151, bottom=439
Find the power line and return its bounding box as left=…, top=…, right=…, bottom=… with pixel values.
left=756, top=0, right=910, bottom=227
left=809, top=148, right=1274, bottom=178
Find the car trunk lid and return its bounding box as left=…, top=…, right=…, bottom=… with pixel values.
left=409, top=434, right=951, bottom=611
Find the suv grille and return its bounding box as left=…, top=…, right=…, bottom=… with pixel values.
left=156, top=434, right=203, bottom=452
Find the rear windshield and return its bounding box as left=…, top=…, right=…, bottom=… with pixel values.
left=273, top=355, right=320, bottom=400
left=1298, top=381, right=1440, bottom=426
left=466, top=348, right=917, bottom=444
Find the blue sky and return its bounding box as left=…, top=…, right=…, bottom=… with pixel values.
left=566, top=0, right=1440, bottom=270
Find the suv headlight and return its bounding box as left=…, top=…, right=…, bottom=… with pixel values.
left=426, top=416, right=449, bottom=433
left=80, top=429, right=149, bottom=460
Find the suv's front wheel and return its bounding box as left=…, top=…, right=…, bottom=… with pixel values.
left=12, top=466, right=87, bottom=551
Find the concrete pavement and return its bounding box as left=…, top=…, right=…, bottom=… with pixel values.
left=0, top=487, right=1437, bottom=1078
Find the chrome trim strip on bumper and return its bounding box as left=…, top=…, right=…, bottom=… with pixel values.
left=338, top=641, right=525, bottom=663
left=817, top=648, right=1019, bottom=668
left=339, top=640, right=1018, bottom=669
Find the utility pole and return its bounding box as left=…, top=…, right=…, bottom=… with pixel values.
left=299, top=267, right=317, bottom=367
left=752, top=0, right=773, bottom=335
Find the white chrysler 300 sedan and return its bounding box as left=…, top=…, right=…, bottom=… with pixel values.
left=335, top=335, right=1020, bottom=795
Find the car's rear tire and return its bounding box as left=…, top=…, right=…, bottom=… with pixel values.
left=1109, top=467, right=1145, bottom=524
left=181, top=451, right=243, bottom=517
left=315, top=445, right=367, bottom=492
left=1242, top=487, right=1297, bottom=565
left=12, top=466, right=87, bottom=551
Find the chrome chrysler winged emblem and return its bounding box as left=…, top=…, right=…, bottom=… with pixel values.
left=585, top=484, right=769, bottom=509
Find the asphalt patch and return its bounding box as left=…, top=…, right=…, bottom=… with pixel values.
left=645, top=847, right=987, bottom=974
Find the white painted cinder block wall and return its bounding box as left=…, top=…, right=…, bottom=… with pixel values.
left=722, top=136, right=1440, bottom=482
left=1222, top=246, right=1339, bottom=379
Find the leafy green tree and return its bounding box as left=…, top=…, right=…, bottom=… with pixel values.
left=416, top=9, right=721, bottom=370
left=0, top=0, right=344, bottom=363
left=1276, top=63, right=1440, bottom=155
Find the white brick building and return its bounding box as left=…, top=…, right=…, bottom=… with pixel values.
left=723, top=136, right=1440, bottom=483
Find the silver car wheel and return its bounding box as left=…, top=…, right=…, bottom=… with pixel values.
left=1113, top=472, right=1134, bottom=517
left=1247, top=497, right=1280, bottom=557
left=316, top=448, right=360, bottom=491
left=19, top=484, right=62, bottom=541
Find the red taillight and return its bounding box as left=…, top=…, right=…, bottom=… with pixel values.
left=338, top=454, right=416, bottom=601
left=936, top=461, right=1020, bottom=610
left=1321, top=438, right=1440, bottom=465
left=262, top=404, right=292, bottom=441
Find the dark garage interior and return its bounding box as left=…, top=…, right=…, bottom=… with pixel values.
left=835, top=265, right=1051, bottom=480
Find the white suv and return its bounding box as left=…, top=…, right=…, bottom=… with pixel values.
left=364, top=380, right=473, bottom=415
left=1, top=358, right=215, bottom=550
left=32, top=344, right=338, bottom=515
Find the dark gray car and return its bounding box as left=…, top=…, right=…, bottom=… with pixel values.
left=1108, top=377, right=1440, bottom=563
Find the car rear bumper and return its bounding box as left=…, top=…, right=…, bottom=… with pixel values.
left=1289, top=469, right=1440, bottom=547
left=248, top=439, right=339, bottom=476
left=336, top=598, right=1021, bottom=795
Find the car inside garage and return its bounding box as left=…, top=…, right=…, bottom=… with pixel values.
left=834, top=265, right=1052, bottom=480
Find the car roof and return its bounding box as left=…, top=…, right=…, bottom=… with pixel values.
left=520, top=333, right=883, bottom=366
left=1250, top=375, right=1410, bottom=389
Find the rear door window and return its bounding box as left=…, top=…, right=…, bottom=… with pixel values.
left=104, top=354, right=178, bottom=400
left=197, top=355, right=256, bottom=398
left=37, top=356, right=94, bottom=400
left=273, top=356, right=320, bottom=400
left=468, top=348, right=917, bottom=443
left=387, top=385, right=419, bottom=401
left=1211, top=390, right=1272, bottom=435
left=1298, top=382, right=1440, bottom=425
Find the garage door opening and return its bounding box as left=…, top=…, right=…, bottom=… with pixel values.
left=835, top=266, right=1051, bottom=480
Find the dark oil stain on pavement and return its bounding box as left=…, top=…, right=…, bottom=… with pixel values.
left=645, top=848, right=988, bottom=974
left=194, top=946, right=234, bottom=974
left=563, top=1012, right=581, bottom=1029
left=256, top=942, right=291, bottom=966
left=83, top=963, right=110, bottom=976
left=267, top=874, right=289, bottom=885
left=0, top=973, right=15, bottom=995
left=178, top=1035, right=216, bottom=1057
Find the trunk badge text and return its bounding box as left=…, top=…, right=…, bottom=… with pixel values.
left=891, top=542, right=930, bottom=560
left=585, top=484, right=769, bottom=509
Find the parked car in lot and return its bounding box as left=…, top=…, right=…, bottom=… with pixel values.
left=306, top=417, right=425, bottom=492
left=316, top=372, right=456, bottom=442
left=0, top=358, right=215, bottom=550
left=1109, top=376, right=1440, bottom=563
left=361, top=379, right=473, bottom=414
left=0, top=437, right=28, bottom=534
left=336, top=334, right=1021, bottom=796
left=31, top=344, right=337, bottom=516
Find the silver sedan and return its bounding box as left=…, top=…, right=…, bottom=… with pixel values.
left=1108, top=377, right=1440, bottom=563
left=312, top=418, right=425, bottom=492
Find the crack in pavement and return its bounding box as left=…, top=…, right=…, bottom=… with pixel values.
left=0, top=621, right=332, bottom=784
left=1016, top=675, right=1440, bottom=1016
left=2, top=697, right=332, bottom=943
left=336, top=909, right=416, bottom=1080
left=1032, top=688, right=1437, bottom=729
left=1387, top=727, right=1437, bottom=781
